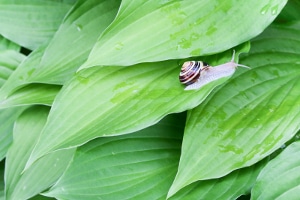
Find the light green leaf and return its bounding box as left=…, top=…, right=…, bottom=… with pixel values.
left=25, top=0, right=121, bottom=85
left=0, top=84, right=61, bottom=109
left=80, top=0, right=286, bottom=69
left=0, top=0, right=74, bottom=50
left=5, top=106, right=75, bottom=200
left=170, top=159, right=267, bottom=200
left=0, top=50, right=25, bottom=87
left=168, top=22, right=300, bottom=196
left=0, top=36, right=20, bottom=51
left=0, top=107, right=26, bottom=161
left=0, top=44, right=44, bottom=102
left=44, top=113, right=184, bottom=200
left=251, top=141, right=300, bottom=200
left=26, top=46, right=249, bottom=168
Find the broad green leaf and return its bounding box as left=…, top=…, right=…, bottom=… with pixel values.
left=5, top=106, right=75, bottom=200
left=0, top=36, right=20, bottom=51
left=0, top=50, right=25, bottom=87
left=251, top=141, right=300, bottom=200
left=25, top=0, right=121, bottom=85
left=44, top=113, right=184, bottom=200
left=0, top=84, right=61, bottom=109
left=0, top=43, right=52, bottom=104
left=170, top=159, right=267, bottom=200
left=0, top=107, right=26, bottom=160
left=80, top=0, right=286, bottom=69
left=168, top=22, right=300, bottom=196
left=0, top=0, right=74, bottom=50
left=0, top=49, right=26, bottom=160
left=26, top=46, right=249, bottom=168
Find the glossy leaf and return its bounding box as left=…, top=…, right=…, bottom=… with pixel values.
left=44, top=113, right=184, bottom=200
left=170, top=159, right=266, bottom=200
left=80, top=0, right=286, bottom=68
left=5, top=106, right=75, bottom=200
left=26, top=46, right=249, bottom=168
left=168, top=22, right=300, bottom=196
left=251, top=141, right=300, bottom=200
left=26, top=0, right=121, bottom=84
left=0, top=0, right=74, bottom=50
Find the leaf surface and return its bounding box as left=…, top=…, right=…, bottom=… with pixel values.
left=26, top=46, right=249, bottom=168
left=168, top=22, right=300, bottom=196
left=0, top=0, right=74, bottom=50
left=81, top=0, right=286, bottom=68
left=5, top=106, right=75, bottom=200
left=44, top=113, right=184, bottom=200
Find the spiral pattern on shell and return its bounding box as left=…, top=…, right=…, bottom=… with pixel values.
left=179, top=61, right=209, bottom=85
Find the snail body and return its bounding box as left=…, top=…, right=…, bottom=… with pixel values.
left=179, top=50, right=250, bottom=90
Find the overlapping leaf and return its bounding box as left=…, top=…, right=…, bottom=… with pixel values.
left=0, top=0, right=122, bottom=109
left=44, top=113, right=184, bottom=200
left=170, top=159, right=267, bottom=200
left=168, top=22, right=300, bottom=196
left=26, top=0, right=121, bottom=85
left=26, top=46, right=249, bottom=168
left=5, top=106, right=75, bottom=200
left=251, top=141, right=300, bottom=200
left=0, top=0, right=74, bottom=50
left=80, top=0, right=286, bottom=68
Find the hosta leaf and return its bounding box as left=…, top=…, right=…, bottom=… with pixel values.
left=0, top=107, right=25, bottom=161
left=168, top=22, right=300, bottom=196
left=26, top=46, right=249, bottom=168
left=0, top=36, right=20, bottom=51
left=170, top=159, right=267, bottom=200
left=0, top=84, right=61, bottom=109
left=0, top=0, right=74, bottom=50
left=251, top=141, right=300, bottom=200
left=276, top=0, right=300, bottom=22
left=0, top=50, right=25, bottom=88
left=5, top=106, right=75, bottom=200
left=26, top=0, right=121, bottom=84
left=44, top=113, right=184, bottom=200
left=80, top=0, right=286, bottom=69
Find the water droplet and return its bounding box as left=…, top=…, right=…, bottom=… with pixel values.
left=75, top=23, right=83, bottom=31
left=111, top=151, right=116, bottom=155
left=260, top=4, right=270, bottom=15
left=114, top=42, right=124, bottom=50
left=271, top=5, right=279, bottom=15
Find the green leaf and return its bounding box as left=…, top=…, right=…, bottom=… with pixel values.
left=170, top=159, right=267, bottom=200
left=251, top=141, right=300, bottom=200
left=80, top=0, right=286, bottom=69
left=26, top=46, right=249, bottom=168
left=0, top=50, right=25, bottom=88
left=5, top=106, right=75, bottom=200
left=0, top=0, right=74, bottom=50
left=0, top=107, right=26, bottom=160
left=168, top=22, right=300, bottom=196
left=25, top=0, right=121, bottom=85
left=44, top=113, right=184, bottom=200
left=0, top=84, right=61, bottom=109
left=0, top=36, right=20, bottom=51
left=275, top=0, right=300, bottom=22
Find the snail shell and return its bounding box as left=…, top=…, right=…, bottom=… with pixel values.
left=179, top=61, right=210, bottom=85
left=179, top=50, right=250, bottom=90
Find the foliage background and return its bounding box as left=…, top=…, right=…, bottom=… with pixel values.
left=0, top=0, right=300, bottom=199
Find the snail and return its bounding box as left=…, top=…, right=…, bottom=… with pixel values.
left=179, top=50, right=250, bottom=90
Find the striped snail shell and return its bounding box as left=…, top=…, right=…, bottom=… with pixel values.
left=179, top=61, right=210, bottom=85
